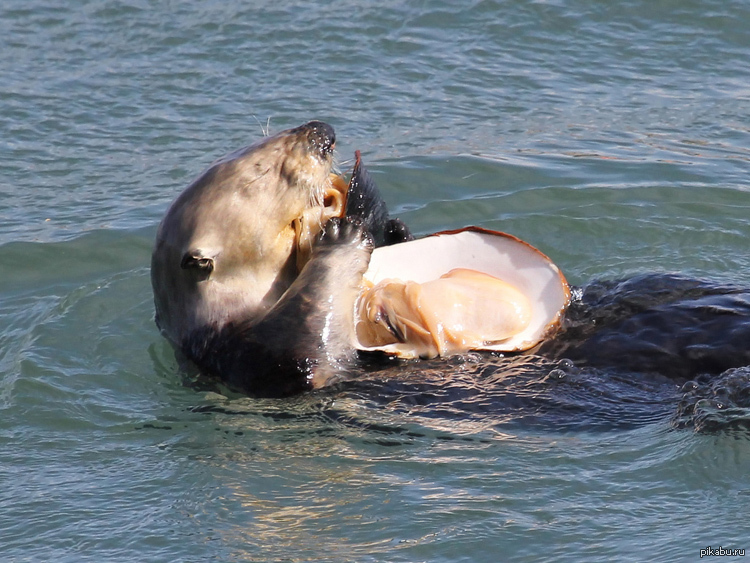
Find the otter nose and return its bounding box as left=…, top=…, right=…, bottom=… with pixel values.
left=301, top=120, right=335, bottom=158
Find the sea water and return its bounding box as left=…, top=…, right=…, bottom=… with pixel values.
left=2, top=1, right=750, bottom=561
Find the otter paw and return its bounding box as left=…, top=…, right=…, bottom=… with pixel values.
left=319, top=217, right=374, bottom=252
left=384, top=218, right=414, bottom=245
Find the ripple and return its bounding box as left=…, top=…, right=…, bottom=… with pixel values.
left=3, top=0, right=750, bottom=560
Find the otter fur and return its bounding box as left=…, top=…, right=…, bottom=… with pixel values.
left=151, top=121, right=409, bottom=397
left=152, top=121, right=750, bottom=400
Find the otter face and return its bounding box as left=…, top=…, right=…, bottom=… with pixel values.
left=151, top=121, right=347, bottom=346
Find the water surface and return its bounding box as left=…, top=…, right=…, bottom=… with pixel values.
left=2, top=1, right=750, bottom=561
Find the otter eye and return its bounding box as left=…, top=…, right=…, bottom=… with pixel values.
left=180, top=252, right=214, bottom=274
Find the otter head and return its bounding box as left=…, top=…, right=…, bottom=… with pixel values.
left=151, top=121, right=347, bottom=347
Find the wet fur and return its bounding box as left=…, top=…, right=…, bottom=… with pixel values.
left=153, top=122, right=750, bottom=423
left=152, top=122, right=354, bottom=397
left=186, top=218, right=373, bottom=397
left=152, top=123, right=338, bottom=348
left=539, top=273, right=750, bottom=381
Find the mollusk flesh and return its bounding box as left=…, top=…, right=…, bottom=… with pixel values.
left=354, top=227, right=570, bottom=359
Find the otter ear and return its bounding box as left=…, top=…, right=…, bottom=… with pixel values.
left=180, top=250, right=215, bottom=275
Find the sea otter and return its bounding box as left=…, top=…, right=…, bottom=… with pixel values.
left=152, top=120, right=750, bottom=402
left=151, top=121, right=411, bottom=397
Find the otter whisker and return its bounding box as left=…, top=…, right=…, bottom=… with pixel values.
left=307, top=175, right=330, bottom=210
left=252, top=115, right=272, bottom=137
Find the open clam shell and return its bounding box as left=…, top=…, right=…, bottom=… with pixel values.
left=354, top=227, right=571, bottom=358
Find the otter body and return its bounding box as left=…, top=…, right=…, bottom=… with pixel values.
left=152, top=121, right=750, bottom=400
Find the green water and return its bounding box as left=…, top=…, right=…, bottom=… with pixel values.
left=2, top=1, right=750, bottom=561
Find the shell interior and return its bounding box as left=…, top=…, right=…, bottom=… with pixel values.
left=354, top=228, right=571, bottom=358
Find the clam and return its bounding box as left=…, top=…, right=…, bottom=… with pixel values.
left=354, top=227, right=571, bottom=359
